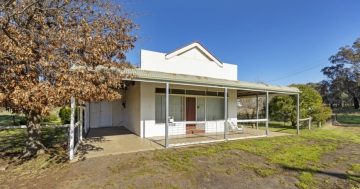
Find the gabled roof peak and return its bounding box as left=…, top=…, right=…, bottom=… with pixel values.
left=165, top=42, right=222, bottom=66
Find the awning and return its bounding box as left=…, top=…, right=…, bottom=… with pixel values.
left=122, top=69, right=299, bottom=95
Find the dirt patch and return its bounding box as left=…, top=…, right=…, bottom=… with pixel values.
left=315, top=143, right=360, bottom=189
left=0, top=148, right=301, bottom=189
left=1, top=126, right=360, bottom=189
left=191, top=150, right=298, bottom=189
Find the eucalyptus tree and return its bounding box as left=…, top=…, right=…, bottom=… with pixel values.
left=322, top=38, right=360, bottom=109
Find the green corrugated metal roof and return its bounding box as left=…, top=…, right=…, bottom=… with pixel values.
left=122, top=69, right=299, bottom=94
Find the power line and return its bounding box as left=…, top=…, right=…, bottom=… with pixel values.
left=268, top=62, right=327, bottom=82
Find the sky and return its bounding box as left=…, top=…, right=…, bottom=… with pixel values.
left=121, top=0, right=360, bottom=86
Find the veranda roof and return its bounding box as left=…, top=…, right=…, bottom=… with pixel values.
left=122, top=69, right=299, bottom=95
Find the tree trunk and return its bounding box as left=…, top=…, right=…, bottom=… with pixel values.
left=354, top=97, right=359, bottom=109
left=23, top=116, right=46, bottom=158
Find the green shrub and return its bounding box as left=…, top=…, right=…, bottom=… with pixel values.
left=269, top=85, right=332, bottom=126
left=59, top=107, right=71, bottom=124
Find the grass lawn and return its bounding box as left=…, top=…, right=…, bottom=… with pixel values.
left=0, top=127, right=68, bottom=162
left=336, top=114, right=360, bottom=125
left=264, top=121, right=317, bottom=134
left=0, top=110, right=62, bottom=127
left=0, top=111, right=26, bottom=126
left=0, top=125, right=359, bottom=189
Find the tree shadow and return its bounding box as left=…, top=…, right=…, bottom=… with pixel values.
left=0, top=115, right=25, bottom=126
left=0, top=127, right=69, bottom=165
left=281, top=165, right=360, bottom=183
left=75, top=127, right=134, bottom=161
left=0, top=129, right=27, bottom=159
left=75, top=137, right=106, bottom=161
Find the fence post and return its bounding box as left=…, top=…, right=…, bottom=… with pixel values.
left=296, top=94, right=300, bottom=134
left=224, top=87, right=228, bottom=140
left=265, top=91, right=269, bottom=136
left=165, top=82, right=169, bottom=148
left=69, top=97, right=75, bottom=160
left=256, top=95, right=259, bottom=130
left=79, top=107, right=83, bottom=141
left=308, top=117, right=312, bottom=130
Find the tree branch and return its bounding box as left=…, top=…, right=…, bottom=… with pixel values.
left=1, top=27, right=19, bottom=46
left=11, top=1, right=38, bottom=17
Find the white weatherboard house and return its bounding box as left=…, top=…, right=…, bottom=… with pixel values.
left=69, top=42, right=300, bottom=159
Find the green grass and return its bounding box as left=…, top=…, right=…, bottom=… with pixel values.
left=0, top=112, right=26, bottom=126
left=268, top=121, right=301, bottom=134
left=296, top=172, right=316, bottom=189
left=336, top=114, right=360, bottom=124
left=157, top=126, right=360, bottom=170
left=347, top=163, right=360, bottom=183
left=0, top=127, right=68, bottom=157
left=0, top=110, right=62, bottom=126
left=153, top=125, right=360, bottom=188
left=1, top=122, right=359, bottom=188
left=333, top=107, right=360, bottom=114
left=257, top=121, right=318, bottom=134
left=253, top=167, right=278, bottom=177
left=350, top=164, right=360, bottom=173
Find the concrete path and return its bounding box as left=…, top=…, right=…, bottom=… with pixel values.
left=76, top=127, right=163, bottom=160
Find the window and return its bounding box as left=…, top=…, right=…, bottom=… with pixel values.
left=170, top=96, right=184, bottom=121
left=155, top=95, right=166, bottom=123
left=206, top=98, right=224, bottom=121
left=155, top=95, right=184, bottom=123
left=156, top=94, right=225, bottom=123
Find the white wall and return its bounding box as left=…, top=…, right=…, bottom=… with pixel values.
left=124, top=82, right=141, bottom=136
left=86, top=88, right=125, bottom=129
left=139, top=82, right=238, bottom=138
left=140, top=50, right=238, bottom=81
left=112, top=100, right=124, bottom=126
left=85, top=81, right=238, bottom=138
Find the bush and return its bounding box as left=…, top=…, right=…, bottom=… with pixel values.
left=312, top=105, right=332, bottom=124
left=269, top=84, right=332, bottom=126
left=59, top=107, right=71, bottom=124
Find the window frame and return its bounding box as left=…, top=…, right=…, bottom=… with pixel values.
left=155, top=91, right=227, bottom=124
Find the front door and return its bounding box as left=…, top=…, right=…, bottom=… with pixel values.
left=186, top=97, right=196, bottom=134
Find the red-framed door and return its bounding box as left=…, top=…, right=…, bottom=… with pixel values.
left=186, top=97, right=205, bottom=134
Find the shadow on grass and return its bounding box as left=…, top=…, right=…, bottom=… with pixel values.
left=281, top=165, right=360, bottom=183
left=0, top=127, right=69, bottom=164
left=0, top=127, right=117, bottom=165
left=0, top=115, right=26, bottom=126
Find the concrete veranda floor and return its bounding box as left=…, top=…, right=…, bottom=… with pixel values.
left=76, top=127, right=163, bottom=160
left=75, top=126, right=291, bottom=160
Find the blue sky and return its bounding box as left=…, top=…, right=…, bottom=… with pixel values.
left=122, top=0, right=360, bottom=86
